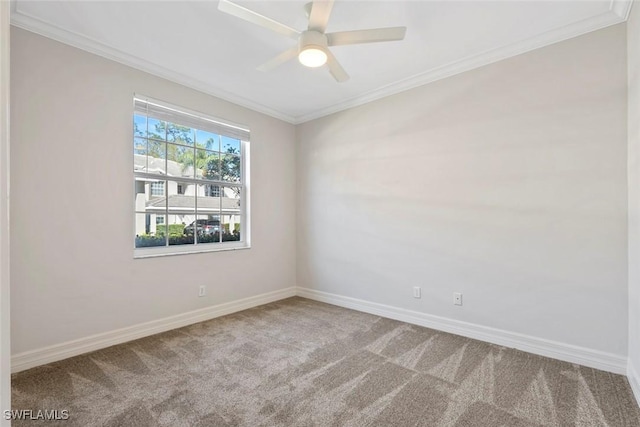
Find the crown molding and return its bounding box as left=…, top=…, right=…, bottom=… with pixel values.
left=10, top=8, right=298, bottom=124
left=611, top=0, right=633, bottom=20
left=11, top=1, right=632, bottom=126
left=293, top=7, right=628, bottom=123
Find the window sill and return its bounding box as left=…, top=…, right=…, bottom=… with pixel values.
left=134, top=242, right=250, bottom=259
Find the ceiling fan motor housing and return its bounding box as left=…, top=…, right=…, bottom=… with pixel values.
left=299, top=30, right=328, bottom=54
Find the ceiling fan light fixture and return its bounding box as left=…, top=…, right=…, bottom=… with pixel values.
left=298, top=47, right=327, bottom=67
left=298, top=30, right=329, bottom=68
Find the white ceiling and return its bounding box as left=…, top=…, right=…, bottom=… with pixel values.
left=11, top=0, right=632, bottom=123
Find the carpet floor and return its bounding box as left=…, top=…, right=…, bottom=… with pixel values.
left=11, top=297, right=640, bottom=426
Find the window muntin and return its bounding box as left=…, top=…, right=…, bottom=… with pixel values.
left=133, top=96, right=249, bottom=256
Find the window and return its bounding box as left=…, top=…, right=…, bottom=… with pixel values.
left=133, top=96, right=250, bottom=257
left=150, top=181, right=164, bottom=196
left=205, top=185, right=221, bottom=197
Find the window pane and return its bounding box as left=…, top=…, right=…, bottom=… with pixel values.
left=167, top=188, right=195, bottom=211
left=166, top=122, right=195, bottom=146
left=196, top=150, right=220, bottom=181
left=197, top=183, right=221, bottom=215
left=195, top=130, right=219, bottom=151
left=195, top=214, right=221, bottom=244
left=134, top=138, right=147, bottom=173
left=221, top=186, right=241, bottom=242
left=222, top=185, right=241, bottom=211
left=168, top=215, right=194, bottom=246
left=221, top=136, right=240, bottom=155
left=167, top=143, right=195, bottom=179
left=134, top=178, right=147, bottom=209
left=134, top=115, right=147, bottom=137
left=221, top=154, right=241, bottom=183
left=147, top=140, right=166, bottom=175
left=134, top=137, right=146, bottom=156
left=223, top=215, right=242, bottom=242
left=135, top=213, right=166, bottom=248
left=147, top=117, right=167, bottom=141
left=182, top=215, right=202, bottom=235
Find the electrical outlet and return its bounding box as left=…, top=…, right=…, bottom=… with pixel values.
left=199, top=285, right=206, bottom=297
left=413, top=286, right=421, bottom=299
left=453, top=292, right=462, bottom=306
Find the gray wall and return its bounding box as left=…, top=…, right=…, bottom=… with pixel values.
left=297, top=24, right=628, bottom=356
left=10, top=28, right=297, bottom=354
left=629, top=2, right=640, bottom=383
left=10, top=21, right=632, bottom=364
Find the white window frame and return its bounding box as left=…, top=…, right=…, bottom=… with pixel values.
left=133, top=95, right=251, bottom=258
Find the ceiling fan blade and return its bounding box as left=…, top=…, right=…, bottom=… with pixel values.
left=257, top=47, right=298, bottom=72
left=308, top=0, right=334, bottom=33
left=327, top=27, right=406, bottom=46
left=325, top=50, right=349, bottom=83
left=218, top=0, right=300, bottom=40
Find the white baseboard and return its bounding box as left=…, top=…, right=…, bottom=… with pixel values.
left=11, top=285, right=629, bottom=377
left=628, top=361, right=640, bottom=406
left=296, top=287, right=627, bottom=375
left=11, top=287, right=296, bottom=373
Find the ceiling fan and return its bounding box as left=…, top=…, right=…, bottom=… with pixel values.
left=218, top=0, right=407, bottom=82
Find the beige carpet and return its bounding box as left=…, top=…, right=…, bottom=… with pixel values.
left=11, top=297, right=640, bottom=426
